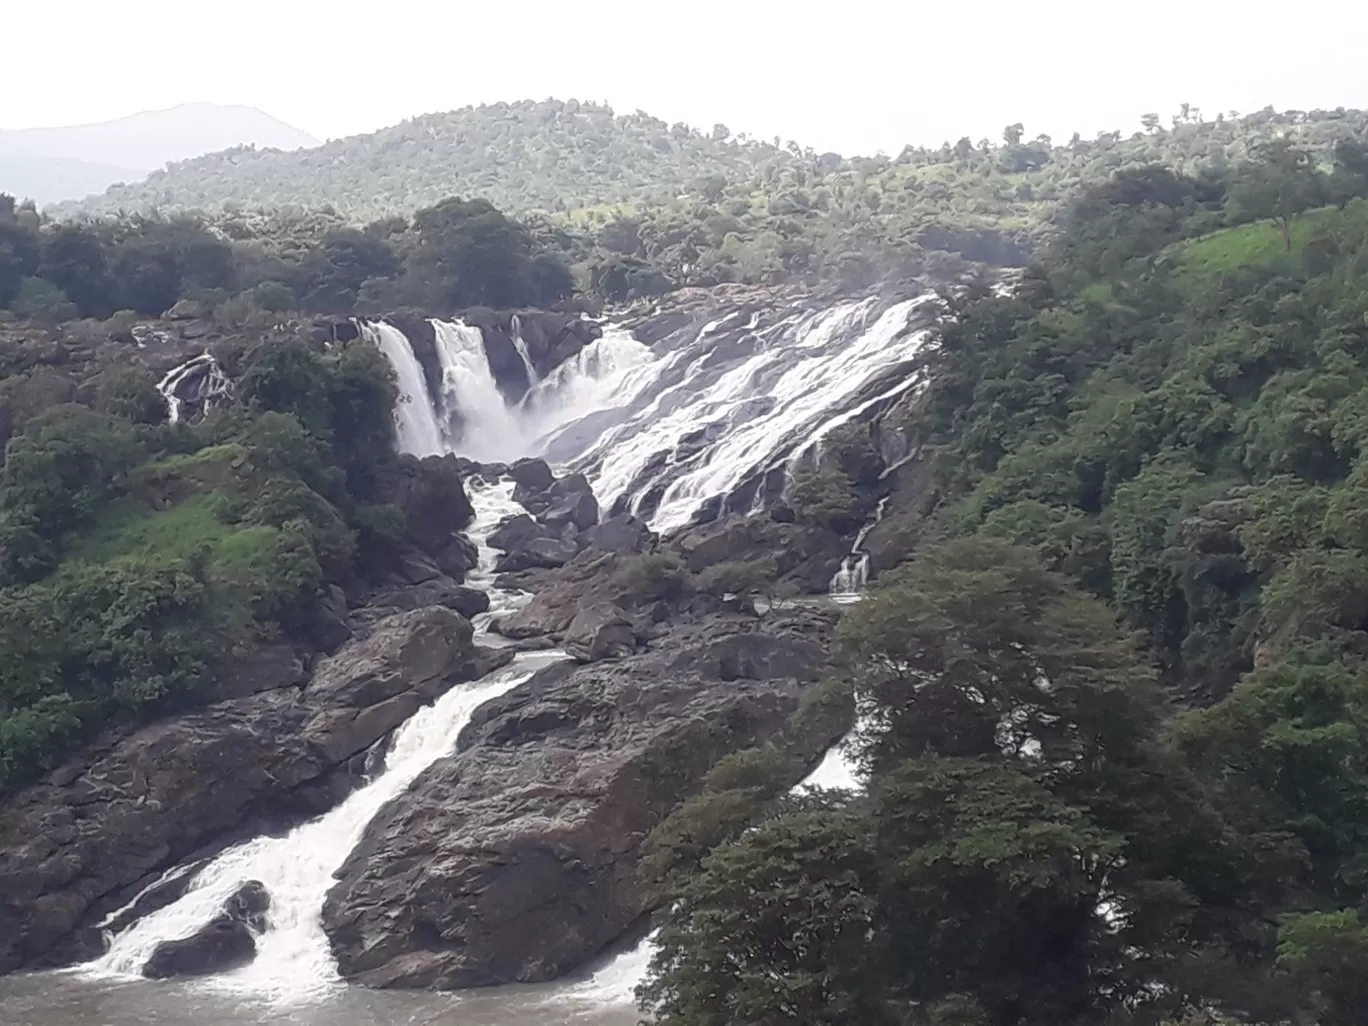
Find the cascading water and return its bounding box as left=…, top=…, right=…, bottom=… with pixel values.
left=829, top=495, right=890, bottom=596
left=510, top=313, right=540, bottom=389
left=566, top=296, right=935, bottom=531
left=84, top=487, right=554, bottom=999
left=431, top=318, right=526, bottom=462
left=359, top=322, right=444, bottom=456
left=157, top=353, right=232, bottom=424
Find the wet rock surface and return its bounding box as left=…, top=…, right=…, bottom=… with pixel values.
left=321, top=608, right=840, bottom=989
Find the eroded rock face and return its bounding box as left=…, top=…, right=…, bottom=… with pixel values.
left=321, top=609, right=840, bottom=990
left=673, top=514, right=853, bottom=593
left=0, top=607, right=509, bottom=974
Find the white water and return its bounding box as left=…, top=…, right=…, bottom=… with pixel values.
left=431, top=319, right=526, bottom=462
left=360, top=322, right=444, bottom=456
left=570, top=298, right=933, bottom=531
left=85, top=487, right=550, bottom=999
left=510, top=314, right=540, bottom=389
left=829, top=496, right=891, bottom=595
left=157, top=354, right=231, bottom=425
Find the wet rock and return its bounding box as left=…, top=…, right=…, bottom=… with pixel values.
left=383, top=455, right=476, bottom=567
left=564, top=603, right=638, bottom=663
left=143, top=915, right=256, bottom=979
left=540, top=474, right=599, bottom=533
left=322, top=609, right=841, bottom=989
left=507, top=458, right=555, bottom=496
left=224, top=880, right=271, bottom=933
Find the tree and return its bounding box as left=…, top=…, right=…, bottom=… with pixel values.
left=1225, top=139, right=1325, bottom=250
left=1003, top=123, right=1024, bottom=147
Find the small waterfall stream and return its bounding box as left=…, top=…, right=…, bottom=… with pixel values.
left=829, top=496, right=890, bottom=596
left=359, top=322, right=444, bottom=456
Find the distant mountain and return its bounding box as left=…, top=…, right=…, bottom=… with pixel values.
left=0, top=103, right=320, bottom=205
left=58, top=98, right=801, bottom=220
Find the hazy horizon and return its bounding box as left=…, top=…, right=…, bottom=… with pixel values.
left=6, top=0, right=1368, bottom=158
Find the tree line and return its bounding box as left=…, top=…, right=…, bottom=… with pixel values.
left=0, top=194, right=574, bottom=326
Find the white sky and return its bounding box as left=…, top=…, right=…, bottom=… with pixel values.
left=5, top=0, right=1367, bottom=155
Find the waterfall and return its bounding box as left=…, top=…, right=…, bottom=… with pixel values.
left=569, top=296, right=935, bottom=532
left=431, top=319, right=526, bottom=462
left=359, top=322, right=444, bottom=456
left=157, top=353, right=231, bottom=424
left=83, top=487, right=552, bottom=998
left=829, top=496, right=890, bottom=596
left=510, top=313, right=540, bottom=388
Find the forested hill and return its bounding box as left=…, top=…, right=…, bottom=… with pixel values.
left=59, top=100, right=802, bottom=220
left=53, top=101, right=1368, bottom=295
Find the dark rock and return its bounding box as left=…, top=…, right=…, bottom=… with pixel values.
left=579, top=515, right=653, bottom=555
left=540, top=474, right=599, bottom=533
left=443, top=586, right=490, bottom=620
left=224, top=880, right=271, bottom=933
left=212, top=643, right=308, bottom=701
left=166, top=298, right=208, bottom=321
left=564, top=603, right=637, bottom=663
left=507, top=458, right=555, bottom=495
left=432, top=536, right=479, bottom=581
left=0, top=607, right=507, bottom=974
left=383, top=454, right=476, bottom=560
left=494, top=536, right=578, bottom=573
left=395, top=549, right=442, bottom=585
left=307, top=585, right=353, bottom=655
left=690, top=495, right=723, bottom=526
left=491, top=549, right=683, bottom=640
left=674, top=515, right=851, bottom=594
left=488, top=514, right=545, bottom=554
left=143, top=915, right=256, bottom=980
left=321, top=610, right=840, bottom=989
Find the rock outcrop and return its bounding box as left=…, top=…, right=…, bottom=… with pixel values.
left=673, top=514, right=853, bottom=593
left=0, top=607, right=510, bottom=974
left=563, top=602, right=638, bottom=663
left=142, top=880, right=271, bottom=980
left=321, top=608, right=840, bottom=989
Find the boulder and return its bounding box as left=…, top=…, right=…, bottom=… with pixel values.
left=224, top=880, right=271, bottom=933
left=143, top=915, right=256, bottom=979
left=564, top=603, right=637, bottom=663
left=579, top=514, right=653, bottom=555
left=540, top=474, right=599, bottom=533
left=432, top=536, right=479, bottom=581
left=384, top=455, right=476, bottom=565
left=0, top=607, right=510, bottom=974
left=322, top=609, right=841, bottom=990
left=507, top=458, right=555, bottom=495
left=488, top=514, right=545, bottom=554
left=674, top=515, right=852, bottom=594
left=493, top=536, right=578, bottom=573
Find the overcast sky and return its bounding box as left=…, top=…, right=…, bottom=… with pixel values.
left=6, top=0, right=1367, bottom=155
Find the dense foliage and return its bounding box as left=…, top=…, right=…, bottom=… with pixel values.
left=49, top=100, right=1368, bottom=297
left=0, top=333, right=404, bottom=791
left=0, top=192, right=573, bottom=325
left=642, top=138, right=1368, bottom=1025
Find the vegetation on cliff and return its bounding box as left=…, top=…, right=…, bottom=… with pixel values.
left=642, top=138, right=1368, bottom=1025
left=0, top=334, right=403, bottom=791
